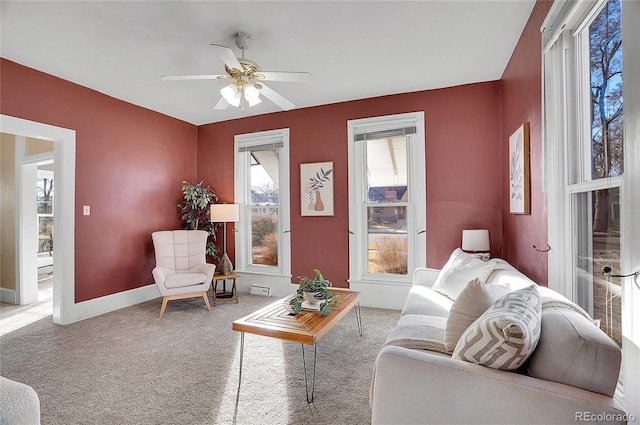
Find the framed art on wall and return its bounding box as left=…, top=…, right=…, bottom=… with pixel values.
left=509, top=122, right=530, bottom=214
left=301, top=161, right=334, bottom=216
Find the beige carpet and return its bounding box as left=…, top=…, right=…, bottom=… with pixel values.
left=0, top=293, right=400, bottom=425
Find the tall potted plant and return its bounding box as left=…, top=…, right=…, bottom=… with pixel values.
left=177, top=181, right=220, bottom=260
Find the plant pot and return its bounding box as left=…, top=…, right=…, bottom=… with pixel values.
left=303, top=291, right=322, bottom=305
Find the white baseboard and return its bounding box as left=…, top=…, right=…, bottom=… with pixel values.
left=71, top=284, right=159, bottom=323
left=349, top=280, right=409, bottom=310
left=0, top=287, right=17, bottom=304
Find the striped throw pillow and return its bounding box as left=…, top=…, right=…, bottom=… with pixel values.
left=452, top=285, right=542, bottom=370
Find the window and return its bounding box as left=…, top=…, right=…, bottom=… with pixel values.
left=348, top=112, right=426, bottom=285
left=37, top=169, right=54, bottom=253
left=545, top=0, right=640, bottom=415
left=234, top=129, right=290, bottom=277
left=544, top=0, right=623, bottom=344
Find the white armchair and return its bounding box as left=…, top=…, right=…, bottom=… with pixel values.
left=151, top=230, right=216, bottom=318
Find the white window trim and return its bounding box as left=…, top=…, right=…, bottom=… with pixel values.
left=347, top=112, right=426, bottom=292
left=234, top=128, right=291, bottom=279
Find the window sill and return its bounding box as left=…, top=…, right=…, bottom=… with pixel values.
left=348, top=278, right=412, bottom=287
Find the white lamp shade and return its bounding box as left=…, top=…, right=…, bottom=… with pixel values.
left=210, top=204, right=240, bottom=223
left=244, top=84, right=260, bottom=100
left=462, top=229, right=490, bottom=252
left=220, top=83, right=241, bottom=107
left=247, top=95, right=262, bottom=107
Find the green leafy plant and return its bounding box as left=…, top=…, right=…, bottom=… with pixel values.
left=289, top=269, right=338, bottom=316
left=177, top=181, right=220, bottom=260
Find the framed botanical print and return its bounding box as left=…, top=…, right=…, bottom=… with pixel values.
left=301, top=161, right=334, bottom=216
left=509, top=122, right=530, bottom=214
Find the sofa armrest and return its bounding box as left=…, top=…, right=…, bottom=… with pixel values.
left=412, top=267, right=440, bottom=288
left=0, top=377, right=41, bottom=425
left=371, top=345, right=626, bottom=425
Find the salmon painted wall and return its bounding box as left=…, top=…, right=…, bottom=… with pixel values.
left=0, top=59, right=197, bottom=302
left=500, top=0, right=553, bottom=285
left=197, top=82, right=503, bottom=287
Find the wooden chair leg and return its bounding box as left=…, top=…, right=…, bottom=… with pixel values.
left=202, top=292, right=211, bottom=311
left=159, top=296, right=169, bottom=319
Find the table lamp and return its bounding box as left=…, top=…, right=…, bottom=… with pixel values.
left=210, top=203, right=240, bottom=275
left=462, top=229, right=490, bottom=258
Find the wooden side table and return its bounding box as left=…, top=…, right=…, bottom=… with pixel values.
left=212, top=272, right=239, bottom=305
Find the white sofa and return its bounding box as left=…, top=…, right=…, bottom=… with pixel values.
left=370, top=253, right=626, bottom=425
left=0, top=376, right=41, bottom=425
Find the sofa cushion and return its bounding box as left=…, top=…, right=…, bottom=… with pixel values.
left=525, top=306, right=621, bottom=397
left=452, top=285, right=542, bottom=371
left=444, top=278, right=511, bottom=352
left=383, top=314, right=448, bottom=354
left=431, top=248, right=496, bottom=300
left=400, top=285, right=453, bottom=318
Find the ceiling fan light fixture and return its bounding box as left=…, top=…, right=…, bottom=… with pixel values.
left=247, top=95, right=262, bottom=107
left=220, top=83, right=241, bottom=107
left=244, top=84, right=260, bottom=102
left=164, top=33, right=312, bottom=112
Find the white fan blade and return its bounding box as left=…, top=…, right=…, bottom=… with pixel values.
left=210, top=44, right=243, bottom=71
left=256, top=71, right=313, bottom=83
left=214, top=97, right=229, bottom=110
left=259, top=83, right=295, bottom=110
left=161, top=74, right=230, bottom=81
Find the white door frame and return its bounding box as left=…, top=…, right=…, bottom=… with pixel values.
left=16, top=150, right=55, bottom=305
left=1, top=114, right=76, bottom=325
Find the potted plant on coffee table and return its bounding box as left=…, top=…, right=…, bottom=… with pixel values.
left=290, top=269, right=338, bottom=316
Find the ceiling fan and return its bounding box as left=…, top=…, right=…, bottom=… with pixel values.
left=161, top=32, right=313, bottom=111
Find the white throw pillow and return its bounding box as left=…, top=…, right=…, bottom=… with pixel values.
left=452, top=285, right=542, bottom=371
left=444, top=278, right=510, bottom=352
left=431, top=248, right=496, bottom=300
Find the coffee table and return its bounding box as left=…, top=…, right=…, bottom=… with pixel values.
left=232, top=288, right=362, bottom=402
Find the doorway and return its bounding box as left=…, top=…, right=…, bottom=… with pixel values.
left=0, top=114, right=76, bottom=325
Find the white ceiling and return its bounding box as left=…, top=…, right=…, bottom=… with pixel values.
left=0, top=1, right=535, bottom=126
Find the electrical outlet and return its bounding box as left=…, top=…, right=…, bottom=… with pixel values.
left=83, top=205, right=90, bottom=216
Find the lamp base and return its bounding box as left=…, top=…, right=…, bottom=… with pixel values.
left=219, top=252, right=233, bottom=275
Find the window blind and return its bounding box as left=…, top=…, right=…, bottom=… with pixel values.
left=353, top=126, right=417, bottom=142
left=352, top=116, right=418, bottom=142
left=541, top=0, right=577, bottom=52
left=237, top=141, right=284, bottom=152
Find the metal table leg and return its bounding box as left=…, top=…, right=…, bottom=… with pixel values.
left=355, top=301, right=363, bottom=337
left=238, top=332, right=245, bottom=388
left=301, top=343, right=318, bottom=403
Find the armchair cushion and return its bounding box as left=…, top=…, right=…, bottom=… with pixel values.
left=165, top=273, right=208, bottom=289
